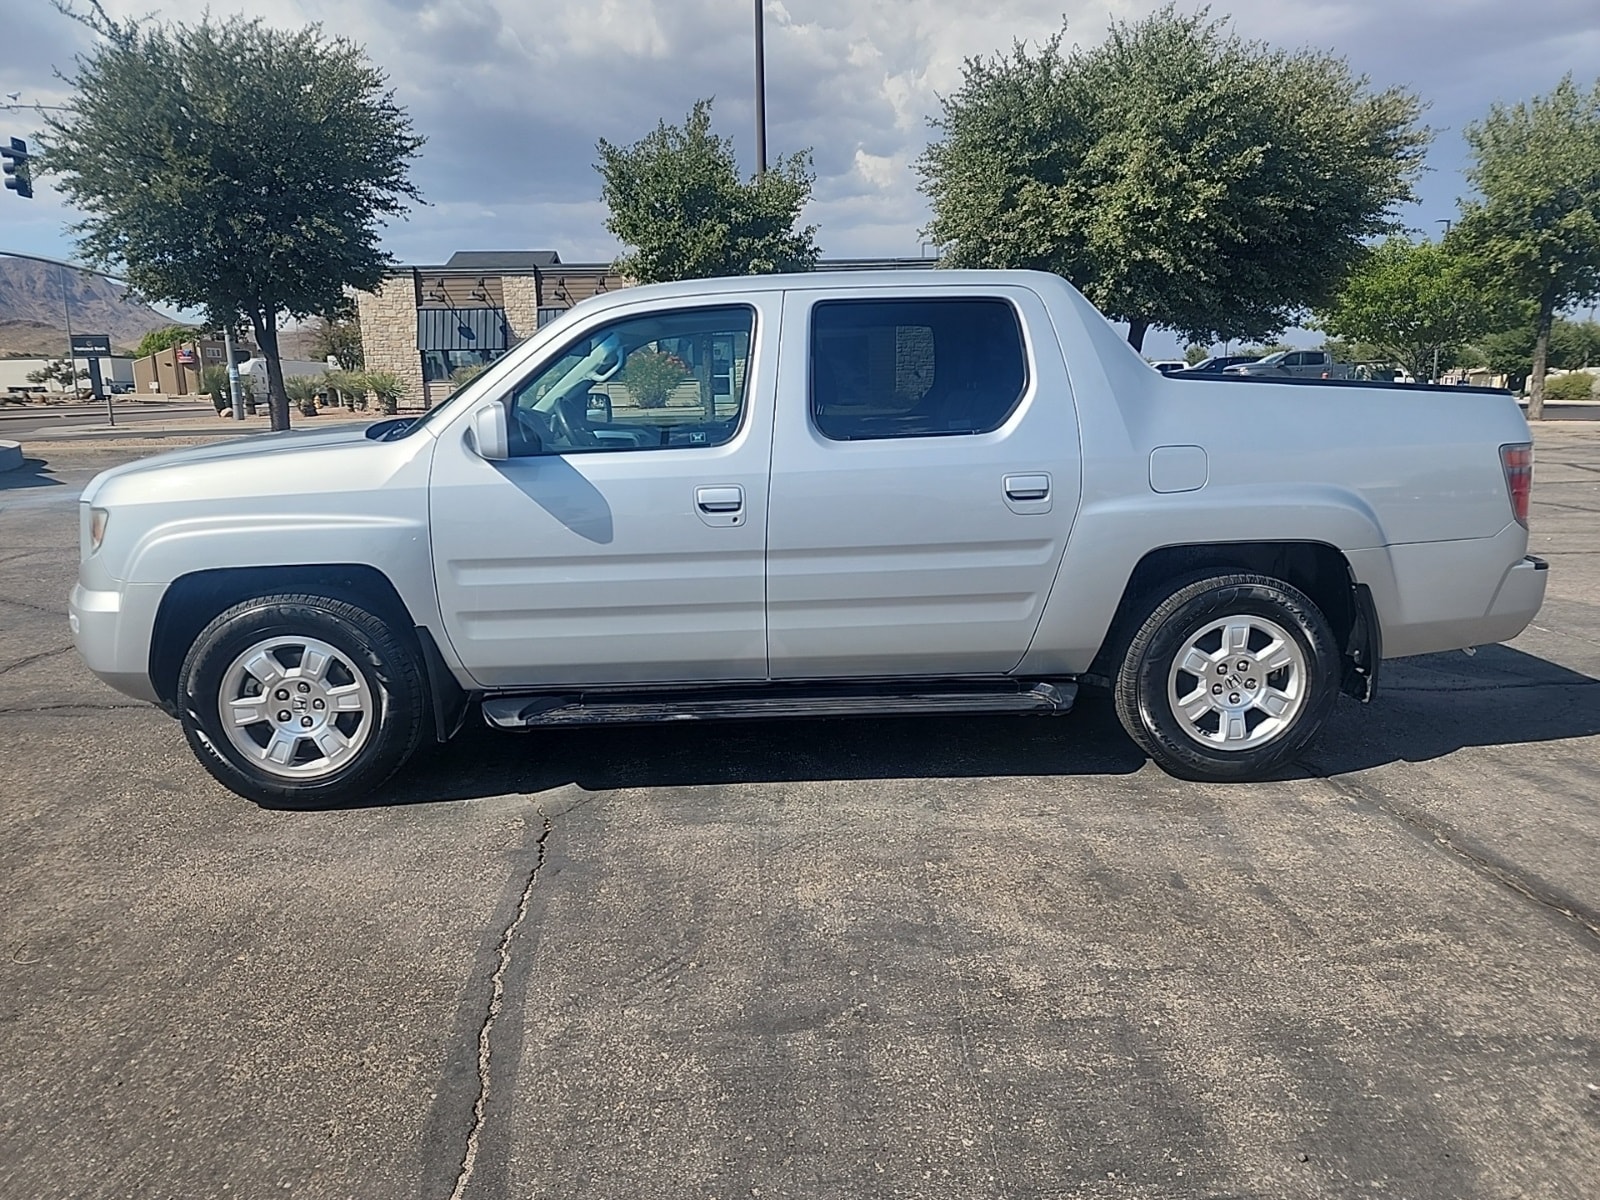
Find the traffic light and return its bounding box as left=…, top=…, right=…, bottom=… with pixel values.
left=2, top=137, right=33, bottom=199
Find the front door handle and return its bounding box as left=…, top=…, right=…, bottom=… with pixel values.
left=695, top=485, right=744, bottom=513
left=1004, top=474, right=1051, bottom=501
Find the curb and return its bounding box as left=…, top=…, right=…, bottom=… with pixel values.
left=0, top=440, right=23, bottom=472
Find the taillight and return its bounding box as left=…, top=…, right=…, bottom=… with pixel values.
left=1500, top=443, right=1532, bottom=528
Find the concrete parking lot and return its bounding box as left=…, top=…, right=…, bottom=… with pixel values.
left=1, top=424, right=1597, bottom=1200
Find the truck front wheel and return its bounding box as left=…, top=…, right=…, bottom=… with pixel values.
left=1113, top=573, right=1339, bottom=782
left=177, top=594, right=427, bottom=807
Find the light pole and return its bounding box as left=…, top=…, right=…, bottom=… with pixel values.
left=753, top=0, right=767, bottom=178
left=222, top=324, right=245, bottom=420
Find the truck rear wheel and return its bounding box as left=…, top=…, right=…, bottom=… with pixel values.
left=1113, top=573, right=1338, bottom=782
left=177, top=594, right=427, bottom=807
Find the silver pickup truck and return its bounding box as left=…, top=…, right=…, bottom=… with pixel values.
left=70, top=270, right=1546, bottom=805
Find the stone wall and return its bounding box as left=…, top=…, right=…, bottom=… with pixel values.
left=356, top=280, right=425, bottom=408
left=500, top=276, right=542, bottom=346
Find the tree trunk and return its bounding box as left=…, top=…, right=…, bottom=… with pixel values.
left=1126, top=317, right=1150, bottom=354
left=1528, top=287, right=1556, bottom=421
left=250, top=310, right=292, bottom=432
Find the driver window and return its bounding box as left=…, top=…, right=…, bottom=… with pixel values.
left=507, top=305, right=754, bottom=456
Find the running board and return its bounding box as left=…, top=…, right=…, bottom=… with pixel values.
left=481, top=679, right=1076, bottom=730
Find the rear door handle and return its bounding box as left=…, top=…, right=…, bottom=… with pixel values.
left=1004, top=474, right=1051, bottom=501
left=695, top=485, right=744, bottom=512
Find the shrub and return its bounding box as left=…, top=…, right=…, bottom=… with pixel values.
left=450, top=362, right=489, bottom=388
left=325, top=369, right=367, bottom=410
left=199, top=364, right=230, bottom=414
left=1544, top=371, right=1598, bottom=403
left=364, top=370, right=402, bottom=415
left=619, top=348, right=689, bottom=409
left=284, top=374, right=323, bottom=417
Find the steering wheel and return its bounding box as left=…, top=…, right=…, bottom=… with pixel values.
left=549, top=393, right=600, bottom=449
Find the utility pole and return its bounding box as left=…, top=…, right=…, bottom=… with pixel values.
left=753, top=0, right=767, bottom=178
left=222, top=324, right=245, bottom=420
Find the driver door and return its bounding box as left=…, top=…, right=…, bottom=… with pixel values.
left=428, top=296, right=779, bottom=688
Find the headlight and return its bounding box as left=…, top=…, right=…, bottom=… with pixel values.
left=89, top=507, right=109, bottom=553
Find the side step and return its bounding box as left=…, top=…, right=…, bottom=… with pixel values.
left=481, top=679, right=1076, bottom=730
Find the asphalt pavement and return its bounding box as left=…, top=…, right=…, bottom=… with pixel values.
left=1, top=427, right=1597, bottom=1200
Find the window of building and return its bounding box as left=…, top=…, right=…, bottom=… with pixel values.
left=507, top=305, right=754, bottom=456
left=810, top=298, right=1027, bottom=441
left=422, top=348, right=500, bottom=384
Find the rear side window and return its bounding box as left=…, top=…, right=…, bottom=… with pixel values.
left=810, top=298, right=1028, bottom=441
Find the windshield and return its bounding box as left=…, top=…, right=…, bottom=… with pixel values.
left=1255, top=351, right=1288, bottom=366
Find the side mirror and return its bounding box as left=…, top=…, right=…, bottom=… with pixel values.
left=471, top=403, right=509, bottom=461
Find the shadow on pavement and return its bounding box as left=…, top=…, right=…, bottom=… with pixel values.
left=0, top=458, right=65, bottom=491
left=1306, top=644, right=1600, bottom=776
left=269, top=645, right=1600, bottom=811
left=348, top=695, right=1148, bottom=811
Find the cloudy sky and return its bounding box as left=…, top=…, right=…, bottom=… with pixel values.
left=3, top=0, right=1599, bottom=348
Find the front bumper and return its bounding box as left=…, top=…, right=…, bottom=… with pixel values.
left=69, top=582, right=161, bottom=703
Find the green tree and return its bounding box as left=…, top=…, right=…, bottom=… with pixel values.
left=1467, top=313, right=1600, bottom=391
left=917, top=6, right=1427, bottom=350
left=132, top=324, right=196, bottom=359
left=40, top=4, right=424, bottom=431
left=24, top=358, right=88, bottom=390
left=310, top=306, right=364, bottom=371
left=597, top=98, right=819, bottom=282
left=1454, top=75, right=1600, bottom=418
left=1313, top=237, right=1503, bottom=382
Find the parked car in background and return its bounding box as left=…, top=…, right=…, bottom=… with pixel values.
left=1224, top=350, right=1352, bottom=379
left=1177, top=355, right=1263, bottom=375
left=1148, top=360, right=1189, bottom=375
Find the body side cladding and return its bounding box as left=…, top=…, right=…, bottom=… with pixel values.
left=148, top=564, right=440, bottom=711
left=1078, top=541, right=1379, bottom=697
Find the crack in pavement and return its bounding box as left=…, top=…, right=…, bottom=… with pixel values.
left=0, top=645, right=74, bottom=678
left=0, top=701, right=151, bottom=717
left=448, top=809, right=552, bottom=1200
left=1306, top=767, right=1600, bottom=946
left=0, top=595, right=68, bottom=617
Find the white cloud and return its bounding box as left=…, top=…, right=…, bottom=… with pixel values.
left=4, top=0, right=1599, bottom=291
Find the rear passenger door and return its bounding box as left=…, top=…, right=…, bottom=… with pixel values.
left=764, top=285, right=1082, bottom=679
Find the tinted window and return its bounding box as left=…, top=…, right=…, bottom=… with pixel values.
left=507, top=305, right=753, bottom=456
left=810, top=298, right=1027, bottom=441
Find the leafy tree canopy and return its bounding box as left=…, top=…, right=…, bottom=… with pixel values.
left=132, top=324, right=197, bottom=359
left=40, top=2, right=423, bottom=429
left=597, top=98, right=818, bottom=283
left=1454, top=74, right=1600, bottom=417
left=1467, top=314, right=1600, bottom=391
left=917, top=5, right=1428, bottom=350
left=310, top=308, right=365, bottom=371
left=1313, top=237, right=1508, bottom=382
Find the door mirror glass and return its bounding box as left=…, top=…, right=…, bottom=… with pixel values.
left=471, top=402, right=509, bottom=461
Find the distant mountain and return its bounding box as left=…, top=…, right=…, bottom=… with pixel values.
left=0, top=257, right=175, bottom=353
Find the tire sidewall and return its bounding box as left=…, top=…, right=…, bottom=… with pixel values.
left=180, top=598, right=419, bottom=806
left=1125, top=579, right=1338, bottom=781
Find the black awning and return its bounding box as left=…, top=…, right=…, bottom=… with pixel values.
left=417, top=306, right=508, bottom=352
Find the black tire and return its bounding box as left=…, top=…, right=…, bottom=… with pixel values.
left=178, top=593, right=427, bottom=807
left=1113, top=573, right=1339, bottom=782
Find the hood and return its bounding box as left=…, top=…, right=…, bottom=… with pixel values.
left=81, top=423, right=380, bottom=506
